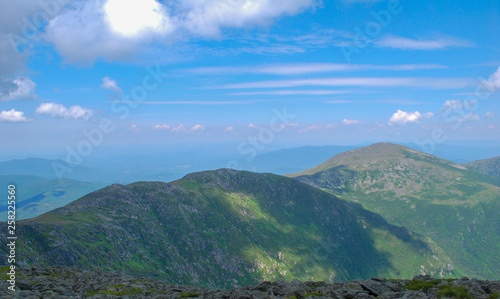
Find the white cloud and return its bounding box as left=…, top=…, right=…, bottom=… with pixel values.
left=0, top=77, right=36, bottom=101
left=45, top=0, right=162, bottom=63
left=43, top=0, right=317, bottom=63
left=190, top=124, right=205, bottom=132
left=224, top=126, right=234, bottom=132
left=35, top=102, right=93, bottom=120
left=248, top=123, right=260, bottom=129
left=389, top=110, right=423, bottom=125
left=152, top=124, right=171, bottom=130
left=486, top=112, right=496, bottom=118
left=343, top=119, right=362, bottom=125
left=0, top=109, right=30, bottom=122
left=375, top=36, right=473, bottom=50
left=100, top=76, right=122, bottom=95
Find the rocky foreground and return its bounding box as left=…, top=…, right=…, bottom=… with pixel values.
left=1, top=267, right=499, bottom=298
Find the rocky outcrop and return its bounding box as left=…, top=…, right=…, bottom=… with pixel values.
left=1, top=267, right=499, bottom=298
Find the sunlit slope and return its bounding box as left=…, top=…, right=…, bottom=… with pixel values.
left=1, top=169, right=459, bottom=288
left=289, top=143, right=500, bottom=279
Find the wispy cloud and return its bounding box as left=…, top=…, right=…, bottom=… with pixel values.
left=0, top=109, right=30, bottom=122
left=440, top=99, right=481, bottom=122
left=217, top=77, right=473, bottom=90
left=229, top=90, right=351, bottom=96
left=138, top=100, right=266, bottom=105
left=326, top=99, right=427, bottom=105
left=375, top=36, right=473, bottom=50
left=187, top=63, right=447, bottom=76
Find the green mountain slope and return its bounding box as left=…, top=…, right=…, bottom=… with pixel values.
left=289, top=143, right=500, bottom=279
left=0, top=169, right=460, bottom=288
left=0, top=175, right=104, bottom=220
left=462, top=156, right=500, bottom=178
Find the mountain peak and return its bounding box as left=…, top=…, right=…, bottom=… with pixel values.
left=289, top=142, right=465, bottom=177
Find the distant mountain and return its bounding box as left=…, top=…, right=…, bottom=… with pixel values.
left=0, top=175, right=104, bottom=220
left=289, top=143, right=500, bottom=279
left=462, top=156, right=500, bottom=178
left=0, top=169, right=459, bottom=288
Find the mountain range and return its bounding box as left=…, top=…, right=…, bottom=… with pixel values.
left=1, top=142, right=499, bottom=288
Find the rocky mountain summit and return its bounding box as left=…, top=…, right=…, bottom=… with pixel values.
left=1, top=266, right=499, bottom=298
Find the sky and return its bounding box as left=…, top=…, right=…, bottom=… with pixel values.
left=1, top=0, right=499, bottom=160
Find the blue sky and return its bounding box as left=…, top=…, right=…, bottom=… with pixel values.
left=1, top=0, right=499, bottom=159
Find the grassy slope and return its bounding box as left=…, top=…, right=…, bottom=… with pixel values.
left=1, top=170, right=459, bottom=288
left=289, top=143, right=500, bottom=279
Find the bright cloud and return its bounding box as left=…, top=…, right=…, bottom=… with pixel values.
left=375, top=36, right=473, bottom=50
left=389, top=110, right=425, bottom=125
left=343, top=119, right=362, bottom=125
left=104, top=0, right=172, bottom=37
left=0, top=109, right=30, bottom=122
left=35, top=102, right=93, bottom=120
left=0, top=77, right=36, bottom=101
